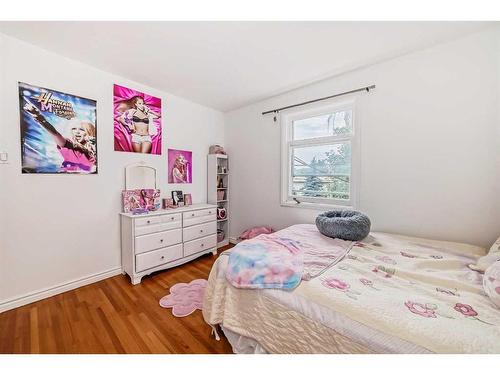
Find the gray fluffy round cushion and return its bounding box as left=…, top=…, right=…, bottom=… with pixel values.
left=316, top=210, right=371, bottom=241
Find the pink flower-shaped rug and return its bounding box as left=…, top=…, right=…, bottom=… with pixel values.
left=159, top=279, right=208, bottom=317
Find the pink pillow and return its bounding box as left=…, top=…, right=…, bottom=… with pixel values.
left=483, top=261, right=500, bottom=309
left=239, top=226, right=274, bottom=240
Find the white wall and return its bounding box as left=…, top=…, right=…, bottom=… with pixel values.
left=0, top=34, right=224, bottom=308
left=225, top=28, right=500, bottom=248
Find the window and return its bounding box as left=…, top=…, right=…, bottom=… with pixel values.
left=281, top=101, right=358, bottom=209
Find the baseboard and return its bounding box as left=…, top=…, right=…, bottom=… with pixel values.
left=0, top=267, right=122, bottom=313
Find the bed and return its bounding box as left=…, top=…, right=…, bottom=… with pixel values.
left=203, top=224, right=500, bottom=354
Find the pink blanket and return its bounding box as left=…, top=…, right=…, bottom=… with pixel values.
left=225, top=224, right=353, bottom=289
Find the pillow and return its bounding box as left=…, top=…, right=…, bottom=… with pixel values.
left=490, top=236, right=500, bottom=253
left=483, top=261, right=500, bottom=309
left=469, top=236, right=500, bottom=273
left=239, top=226, right=274, bottom=240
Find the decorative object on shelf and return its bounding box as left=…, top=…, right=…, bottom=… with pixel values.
left=217, top=176, right=224, bottom=188
left=19, top=82, right=97, bottom=174
left=217, top=207, right=227, bottom=220
left=113, top=84, right=162, bottom=154
left=141, top=189, right=161, bottom=211
left=122, top=190, right=143, bottom=212
left=217, top=229, right=225, bottom=243
left=217, top=190, right=225, bottom=201
left=184, top=193, right=192, bottom=206
left=163, top=198, right=176, bottom=209
left=217, top=165, right=228, bottom=174
left=171, top=190, right=184, bottom=206
left=168, top=148, right=192, bottom=183
left=209, top=144, right=226, bottom=155
left=122, top=189, right=160, bottom=213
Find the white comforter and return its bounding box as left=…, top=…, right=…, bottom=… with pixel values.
left=203, top=226, right=500, bottom=353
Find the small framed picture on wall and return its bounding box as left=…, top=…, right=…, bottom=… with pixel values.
left=168, top=149, right=192, bottom=183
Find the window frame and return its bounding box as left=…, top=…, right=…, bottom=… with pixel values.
left=280, top=100, right=360, bottom=210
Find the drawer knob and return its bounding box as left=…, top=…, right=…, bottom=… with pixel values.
left=200, top=230, right=204, bottom=233
left=209, top=211, right=212, bottom=214
left=160, top=239, right=164, bottom=243
left=201, top=243, right=204, bottom=247
left=171, top=217, right=174, bottom=220
left=147, top=220, right=151, bottom=224
left=161, top=256, right=165, bottom=259
left=191, top=213, right=195, bottom=217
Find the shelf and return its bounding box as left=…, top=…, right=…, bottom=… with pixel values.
left=210, top=153, right=229, bottom=243
left=217, top=238, right=230, bottom=248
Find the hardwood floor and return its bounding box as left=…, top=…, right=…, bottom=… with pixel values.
left=0, top=246, right=234, bottom=354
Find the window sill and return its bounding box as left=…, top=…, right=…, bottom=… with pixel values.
left=281, top=200, right=354, bottom=211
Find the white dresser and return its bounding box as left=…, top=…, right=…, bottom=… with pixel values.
left=120, top=203, right=218, bottom=284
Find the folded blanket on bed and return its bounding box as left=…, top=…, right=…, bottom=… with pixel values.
left=225, top=224, right=353, bottom=289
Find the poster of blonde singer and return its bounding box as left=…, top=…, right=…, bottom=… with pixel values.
left=19, top=82, right=97, bottom=174
left=113, top=84, right=162, bottom=154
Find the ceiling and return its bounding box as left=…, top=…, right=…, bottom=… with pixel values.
left=0, top=22, right=494, bottom=112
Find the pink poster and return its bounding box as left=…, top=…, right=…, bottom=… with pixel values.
left=168, top=149, right=192, bottom=183
left=113, top=84, right=162, bottom=154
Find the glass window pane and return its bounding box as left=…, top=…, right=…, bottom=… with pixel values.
left=291, top=142, right=351, bottom=200
left=293, top=110, right=352, bottom=140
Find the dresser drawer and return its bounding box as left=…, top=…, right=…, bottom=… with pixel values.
left=183, top=234, right=217, bottom=257
left=183, top=214, right=216, bottom=227
left=135, top=244, right=183, bottom=272
left=183, top=221, right=216, bottom=242
left=135, top=221, right=181, bottom=236
left=183, top=210, right=216, bottom=227
left=182, top=208, right=215, bottom=221
left=135, top=228, right=182, bottom=254
left=135, top=216, right=162, bottom=227
left=160, top=213, right=182, bottom=224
